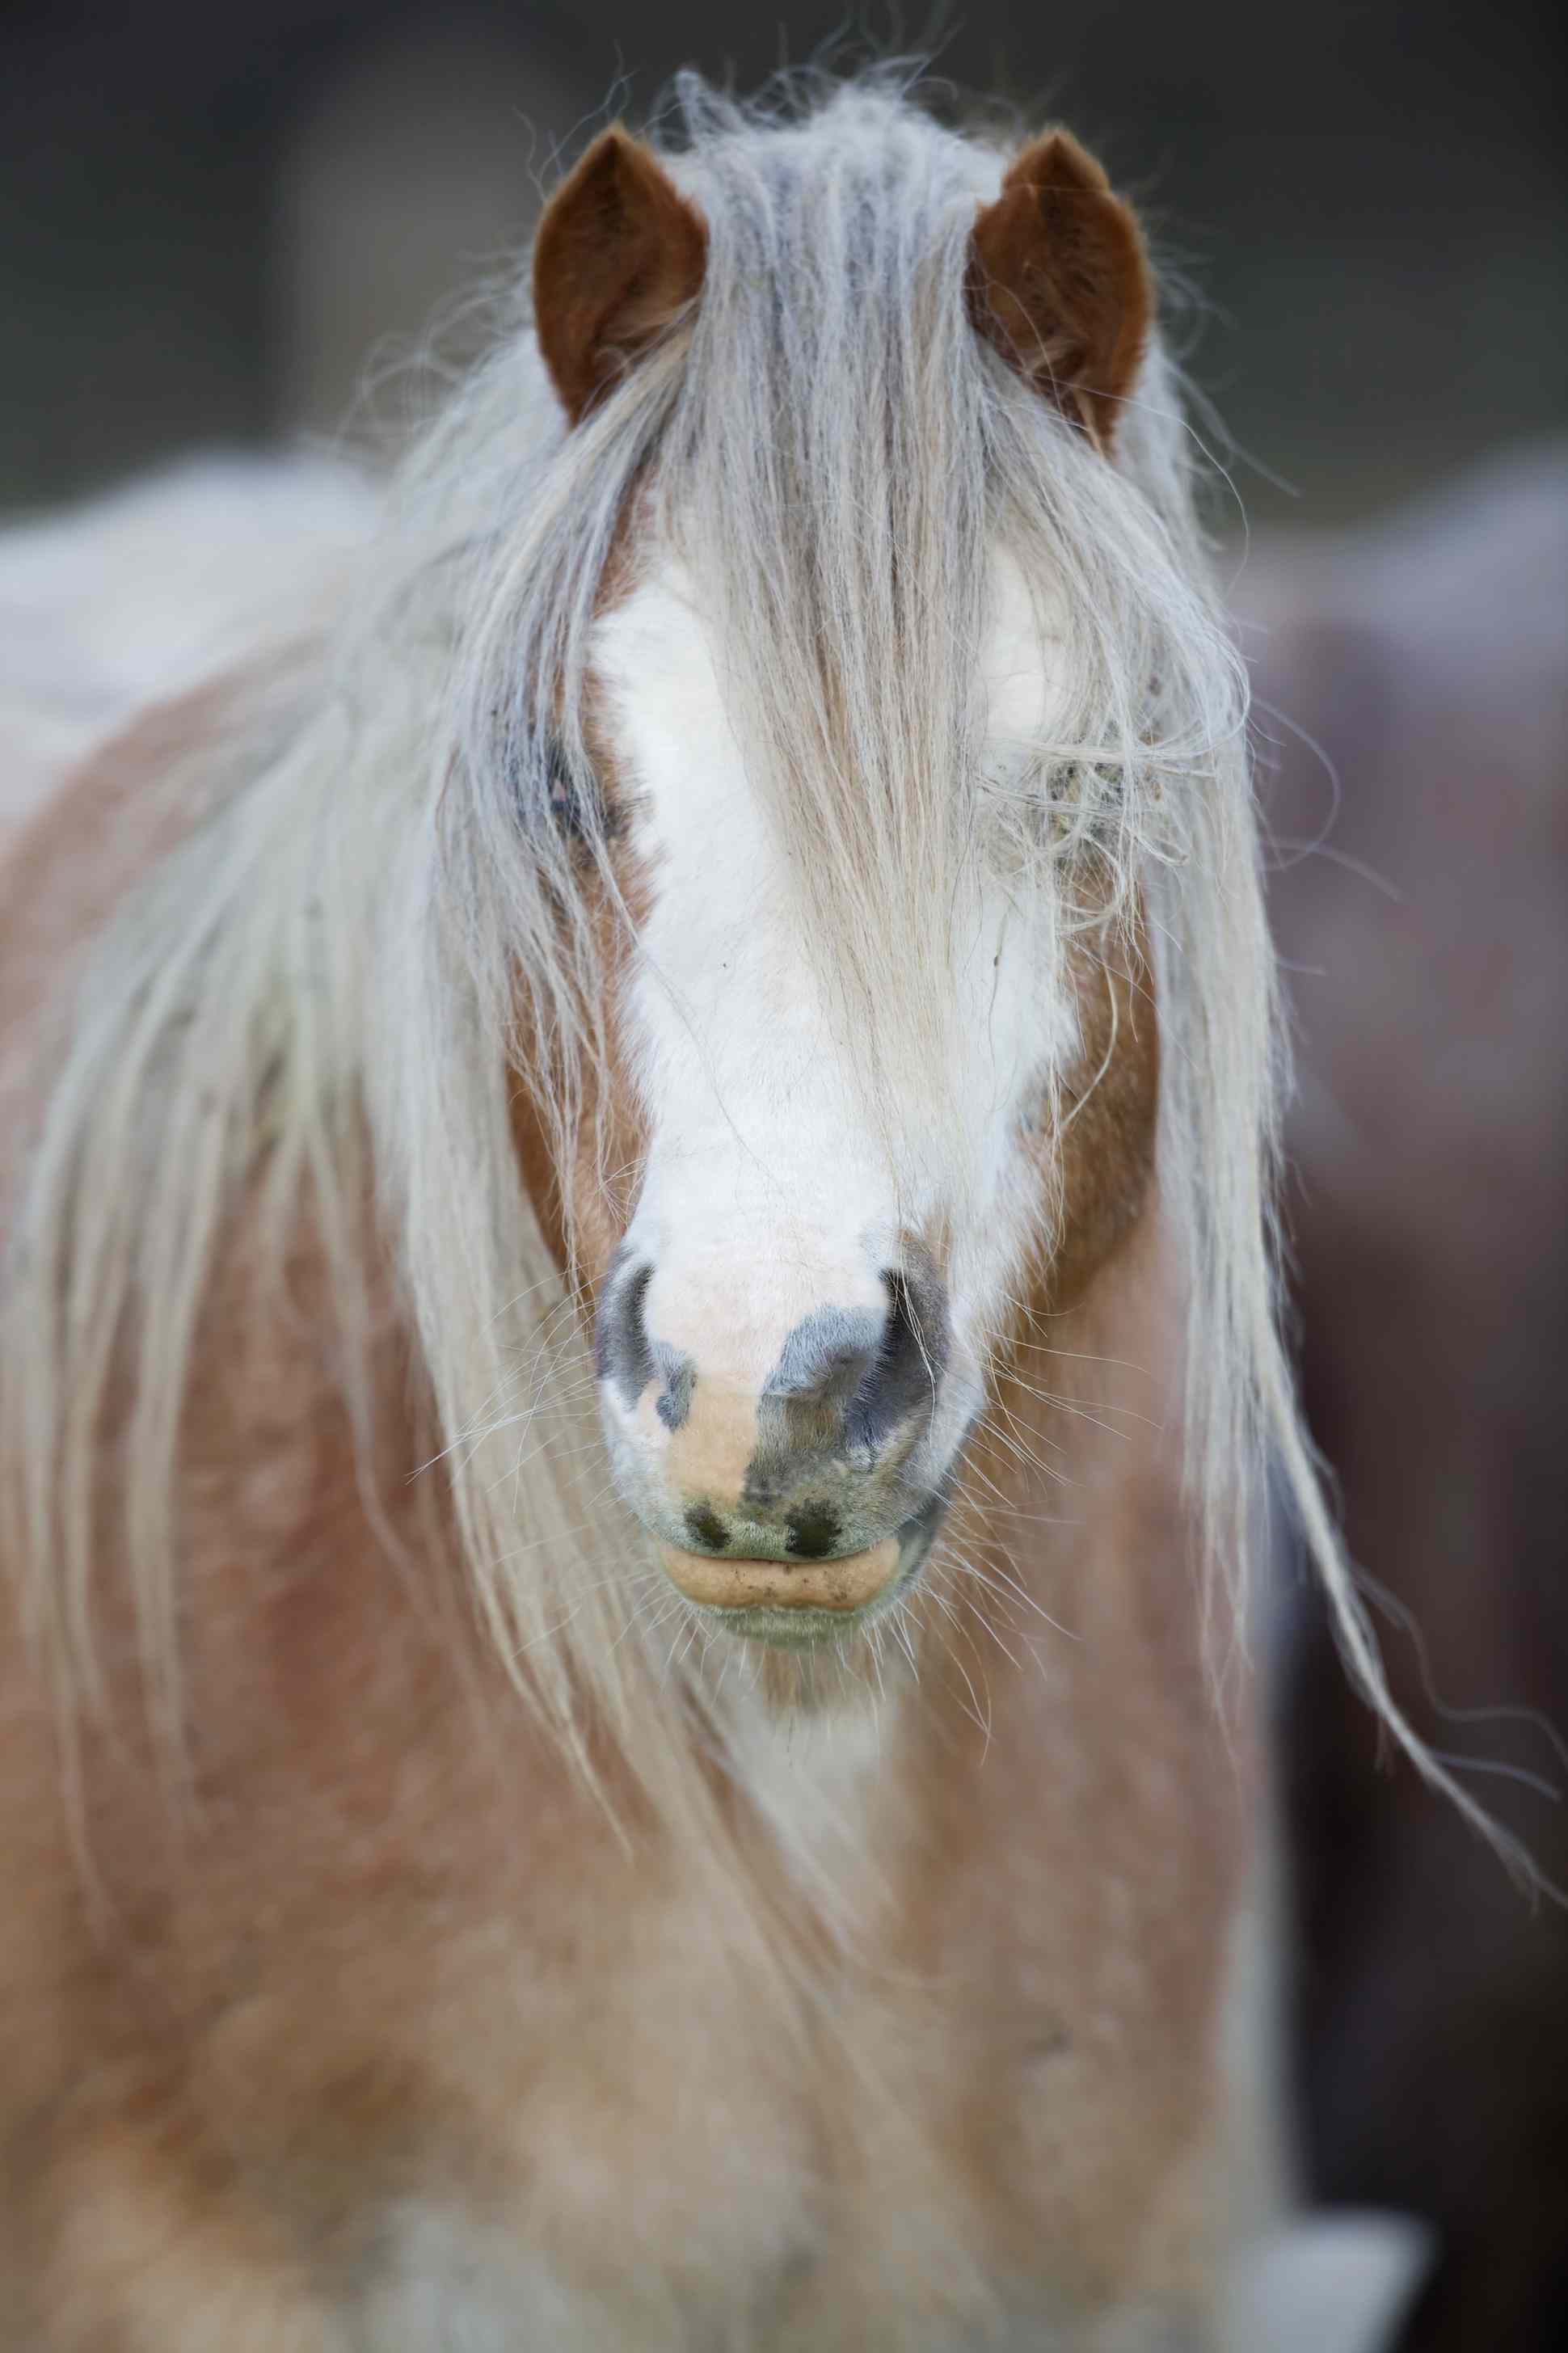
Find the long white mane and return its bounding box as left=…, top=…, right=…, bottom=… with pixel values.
left=0, top=72, right=1520, bottom=1866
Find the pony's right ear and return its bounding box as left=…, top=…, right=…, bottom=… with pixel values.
left=533, top=128, right=708, bottom=426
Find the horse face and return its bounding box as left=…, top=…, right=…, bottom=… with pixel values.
left=526, top=124, right=1159, bottom=1645
left=572, top=546, right=1084, bottom=1642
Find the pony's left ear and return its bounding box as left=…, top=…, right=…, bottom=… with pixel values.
left=533, top=126, right=708, bottom=426
left=967, top=132, right=1152, bottom=449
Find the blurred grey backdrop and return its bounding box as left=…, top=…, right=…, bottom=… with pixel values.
left=1, top=0, right=1563, bottom=524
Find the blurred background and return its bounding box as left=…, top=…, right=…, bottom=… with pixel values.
left=3, top=5, right=1563, bottom=2345
left=2, top=1, right=1564, bottom=516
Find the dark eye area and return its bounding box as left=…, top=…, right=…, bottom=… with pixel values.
left=504, top=729, right=617, bottom=853
left=545, top=740, right=589, bottom=837
left=525, top=735, right=612, bottom=848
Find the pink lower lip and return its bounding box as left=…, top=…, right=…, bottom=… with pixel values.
left=658, top=1537, right=901, bottom=1613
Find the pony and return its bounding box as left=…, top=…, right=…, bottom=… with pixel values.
left=0, top=71, right=1499, bottom=2351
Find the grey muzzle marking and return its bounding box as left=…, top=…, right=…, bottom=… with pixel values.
left=744, top=1263, right=950, bottom=1507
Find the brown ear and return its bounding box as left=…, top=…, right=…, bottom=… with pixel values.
left=533, top=128, right=708, bottom=425
left=967, top=132, right=1152, bottom=449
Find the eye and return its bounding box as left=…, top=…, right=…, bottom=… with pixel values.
left=508, top=732, right=617, bottom=851
left=522, top=739, right=600, bottom=851
left=545, top=738, right=591, bottom=838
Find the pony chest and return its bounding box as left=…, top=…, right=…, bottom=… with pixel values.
left=360, top=1914, right=827, bottom=2346
left=363, top=1718, right=965, bottom=2342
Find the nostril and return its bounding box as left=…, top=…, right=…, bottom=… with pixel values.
left=846, top=1265, right=950, bottom=1451
left=596, top=1259, right=655, bottom=1410
left=786, top=1503, right=842, bottom=1559
left=685, top=1503, right=730, bottom=1552
left=881, top=1271, right=925, bottom=1384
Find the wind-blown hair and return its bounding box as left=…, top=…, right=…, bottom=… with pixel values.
left=0, top=72, right=1522, bottom=1866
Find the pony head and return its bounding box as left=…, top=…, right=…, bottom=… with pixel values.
left=497, top=97, right=1173, bottom=1646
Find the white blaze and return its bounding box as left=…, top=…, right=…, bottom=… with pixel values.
left=590, top=542, right=1080, bottom=1403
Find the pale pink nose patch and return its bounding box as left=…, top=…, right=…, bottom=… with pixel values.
left=657, top=1383, right=758, bottom=1500
left=660, top=1537, right=901, bottom=1613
